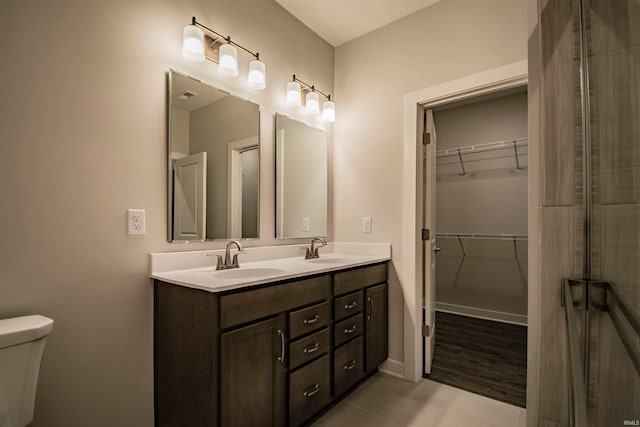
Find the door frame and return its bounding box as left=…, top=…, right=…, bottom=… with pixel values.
left=401, top=60, right=528, bottom=381
left=227, top=136, right=259, bottom=237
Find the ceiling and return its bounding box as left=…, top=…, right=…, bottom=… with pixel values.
left=275, top=0, right=442, bottom=47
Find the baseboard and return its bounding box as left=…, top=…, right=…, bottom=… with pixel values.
left=378, top=358, right=404, bottom=378
left=436, top=302, right=527, bottom=326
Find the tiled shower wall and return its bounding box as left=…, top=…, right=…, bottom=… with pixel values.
left=538, top=0, right=640, bottom=425
left=538, top=0, right=582, bottom=424
left=587, top=0, right=640, bottom=425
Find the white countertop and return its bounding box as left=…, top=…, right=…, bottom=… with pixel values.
left=150, top=242, right=391, bottom=293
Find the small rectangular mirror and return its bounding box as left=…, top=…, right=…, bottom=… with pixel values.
left=275, top=113, right=328, bottom=239
left=168, top=70, right=260, bottom=242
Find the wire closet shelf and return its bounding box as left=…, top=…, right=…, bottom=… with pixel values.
left=435, top=138, right=528, bottom=176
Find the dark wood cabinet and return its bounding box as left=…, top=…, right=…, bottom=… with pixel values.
left=331, top=263, right=388, bottom=399
left=154, top=261, right=388, bottom=427
left=220, top=315, right=286, bottom=427
left=333, top=336, right=365, bottom=397
left=365, top=283, right=388, bottom=372
left=289, top=355, right=331, bottom=427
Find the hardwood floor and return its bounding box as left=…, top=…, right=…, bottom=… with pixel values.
left=426, top=311, right=527, bottom=408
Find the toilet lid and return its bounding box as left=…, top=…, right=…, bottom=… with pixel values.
left=0, top=315, right=54, bottom=349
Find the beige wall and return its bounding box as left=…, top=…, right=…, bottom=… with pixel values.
left=0, top=0, right=332, bottom=425
left=334, top=0, right=527, bottom=369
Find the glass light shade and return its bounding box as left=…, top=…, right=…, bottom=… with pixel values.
left=248, top=59, right=266, bottom=90
left=218, top=43, right=239, bottom=77
left=305, top=91, right=320, bottom=114
left=182, top=25, right=205, bottom=62
left=322, top=100, right=335, bottom=123
left=286, top=81, right=302, bottom=106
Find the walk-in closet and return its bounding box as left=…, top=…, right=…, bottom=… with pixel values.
left=428, top=88, right=528, bottom=407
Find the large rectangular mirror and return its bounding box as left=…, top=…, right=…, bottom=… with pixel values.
left=168, top=70, right=260, bottom=242
left=275, top=113, right=328, bottom=239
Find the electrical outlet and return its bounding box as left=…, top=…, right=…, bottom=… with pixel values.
left=302, top=217, right=310, bottom=231
left=127, top=209, right=145, bottom=235
left=362, top=216, right=372, bottom=233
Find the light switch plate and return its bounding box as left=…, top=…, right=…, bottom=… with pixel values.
left=362, top=216, right=372, bottom=233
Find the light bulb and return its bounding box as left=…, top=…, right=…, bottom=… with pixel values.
left=218, top=43, right=239, bottom=77
left=286, top=81, right=302, bottom=106
left=305, top=91, right=320, bottom=114
left=182, top=25, right=205, bottom=62
left=322, top=100, right=335, bottom=123
left=248, top=59, right=266, bottom=90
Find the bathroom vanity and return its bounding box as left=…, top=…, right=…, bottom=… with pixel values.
left=152, top=245, right=389, bottom=427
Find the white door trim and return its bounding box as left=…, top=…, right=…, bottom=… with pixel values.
left=227, top=136, right=259, bottom=237
left=401, top=60, right=528, bottom=381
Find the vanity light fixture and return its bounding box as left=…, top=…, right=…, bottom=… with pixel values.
left=286, top=75, right=335, bottom=122
left=181, top=17, right=266, bottom=90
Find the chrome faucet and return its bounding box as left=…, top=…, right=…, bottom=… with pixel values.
left=209, top=240, right=244, bottom=270
left=305, top=237, right=327, bottom=259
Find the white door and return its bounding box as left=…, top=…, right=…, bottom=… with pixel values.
left=173, top=152, right=206, bottom=241
left=423, top=109, right=437, bottom=374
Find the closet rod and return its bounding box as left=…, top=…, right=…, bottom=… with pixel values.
left=436, top=233, right=527, bottom=260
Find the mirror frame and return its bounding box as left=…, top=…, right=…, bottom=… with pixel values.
left=167, top=69, right=261, bottom=242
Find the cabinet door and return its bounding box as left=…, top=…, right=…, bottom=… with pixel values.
left=221, top=315, right=286, bottom=427
left=365, top=283, right=388, bottom=372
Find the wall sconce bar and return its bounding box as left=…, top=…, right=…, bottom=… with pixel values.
left=191, top=17, right=260, bottom=62
left=182, top=16, right=266, bottom=90
left=287, top=75, right=335, bottom=122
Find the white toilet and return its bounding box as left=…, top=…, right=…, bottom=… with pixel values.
left=0, top=315, right=53, bottom=427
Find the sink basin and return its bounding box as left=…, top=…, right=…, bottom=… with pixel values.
left=209, top=267, right=289, bottom=279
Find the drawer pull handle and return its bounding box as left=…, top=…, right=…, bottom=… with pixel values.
left=344, top=360, right=357, bottom=370
left=344, top=301, right=358, bottom=310
left=303, top=342, right=320, bottom=354
left=303, top=384, right=321, bottom=397
left=344, top=325, right=357, bottom=334
left=368, top=297, right=373, bottom=321
left=277, top=330, right=285, bottom=363
left=303, top=315, right=319, bottom=324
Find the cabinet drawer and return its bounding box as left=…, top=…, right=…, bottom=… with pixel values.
left=334, top=336, right=364, bottom=397
left=289, top=328, right=330, bottom=370
left=334, top=314, right=363, bottom=347
left=334, top=263, right=388, bottom=296
left=334, top=291, right=363, bottom=322
left=220, top=275, right=331, bottom=329
left=289, top=355, right=331, bottom=427
left=289, top=301, right=331, bottom=339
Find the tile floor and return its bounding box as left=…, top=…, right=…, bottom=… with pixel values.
left=311, top=372, right=527, bottom=427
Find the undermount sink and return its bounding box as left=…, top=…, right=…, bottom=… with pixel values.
left=209, top=267, right=289, bottom=279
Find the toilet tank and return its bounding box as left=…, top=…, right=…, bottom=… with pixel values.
left=0, top=315, right=53, bottom=427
